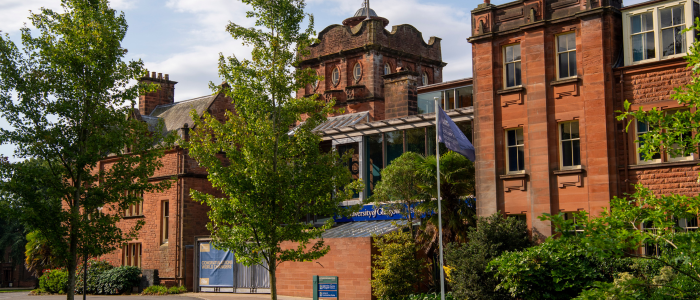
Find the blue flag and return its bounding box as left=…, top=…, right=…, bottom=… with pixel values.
left=437, top=106, right=475, bottom=161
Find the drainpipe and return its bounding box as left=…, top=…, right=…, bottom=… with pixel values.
left=620, top=73, right=630, bottom=195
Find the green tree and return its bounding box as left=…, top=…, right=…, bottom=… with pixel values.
left=370, top=152, right=428, bottom=235
left=416, top=151, right=476, bottom=254
left=0, top=1, right=172, bottom=299
left=182, top=0, right=361, bottom=299
left=539, top=187, right=700, bottom=295
left=371, top=226, right=426, bottom=300
left=445, top=213, right=532, bottom=300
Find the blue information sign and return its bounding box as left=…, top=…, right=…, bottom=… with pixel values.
left=319, top=291, right=338, bottom=298
left=313, top=275, right=338, bottom=300
left=198, top=242, right=234, bottom=287
left=319, top=284, right=337, bottom=291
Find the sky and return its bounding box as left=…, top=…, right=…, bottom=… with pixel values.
left=0, top=0, right=650, bottom=160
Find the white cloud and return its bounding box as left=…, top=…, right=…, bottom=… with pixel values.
left=0, top=0, right=61, bottom=33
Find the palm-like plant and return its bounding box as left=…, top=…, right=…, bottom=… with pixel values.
left=416, top=151, right=476, bottom=256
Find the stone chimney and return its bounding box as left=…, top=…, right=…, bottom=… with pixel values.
left=382, top=70, right=419, bottom=119
left=139, top=71, right=177, bottom=116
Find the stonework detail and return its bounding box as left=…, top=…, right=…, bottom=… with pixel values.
left=297, top=8, right=445, bottom=121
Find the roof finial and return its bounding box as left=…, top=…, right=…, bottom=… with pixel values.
left=365, top=0, right=370, bottom=20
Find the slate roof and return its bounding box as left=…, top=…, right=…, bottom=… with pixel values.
left=321, top=220, right=407, bottom=238
left=149, top=94, right=218, bottom=133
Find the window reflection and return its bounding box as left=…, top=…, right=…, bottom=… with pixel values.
left=385, top=131, right=404, bottom=166
left=366, top=134, right=383, bottom=197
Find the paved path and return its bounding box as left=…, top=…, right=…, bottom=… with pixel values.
left=183, top=292, right=311, bottom=300
left=0, top=291, right=311, bottom=300
left=0, top=291, right=199, bottom=300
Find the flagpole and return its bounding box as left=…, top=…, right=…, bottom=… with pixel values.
left=434, top=97, right=445, bottom=300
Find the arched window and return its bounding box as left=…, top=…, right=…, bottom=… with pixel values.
left=332, top=67, right=340, bottom=86
left=353, top=63, right=362, bottom=81
left=422, top=72, right=429, bottom=85
left=312, top=74, right=319, bottom=90
left=384, top=63, right=391, bottom=75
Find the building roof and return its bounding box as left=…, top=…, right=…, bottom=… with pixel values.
left=313, top=111, right=371, bottom=132
left=322, top=220, right=407, bottom=238
left=354, top=7, right=378, bottom=17
left=418, top=77, right=473, bottom=93
left=147, top=94, right=218, bottom=134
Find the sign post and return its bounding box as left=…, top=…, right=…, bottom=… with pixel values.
left=313, top=275, right=339, bottom=300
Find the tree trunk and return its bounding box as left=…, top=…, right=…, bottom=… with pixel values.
left=66, top=224, right=78, bottom=300
left=269, top=256, right=277, bottom=300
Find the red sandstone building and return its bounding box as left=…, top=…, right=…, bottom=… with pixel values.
left=469, top=0, right=700, bottom=240
left=99, top=0, right=700, bottom=297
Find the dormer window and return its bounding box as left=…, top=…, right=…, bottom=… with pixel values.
left=660, top=6, right=686, bottom=57
left=353, top=63, right=362, bottom=81
left=631, top=12, right=655, bottom=62
left=332, top=67, right=340, bottom=86
left=623, top=1, right=694, bottom=66
left=384, top=63, right=391, bottom=75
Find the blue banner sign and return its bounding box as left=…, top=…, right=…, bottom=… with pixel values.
left=319, top=284, right=337, bottom=290
left=319, top=291, right=338, bottom=298
left=199, top=242, right=234, bottom=287
left=334, top=204, right=414, bottom=223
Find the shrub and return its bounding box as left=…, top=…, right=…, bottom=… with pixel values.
left=489, top=239, right=615, bottom=300
left=39, top=269, right=68, bottom=294
left=444, top=213, right=532, bottom=300
left=75, top=259, right=114, bottom=294
left=371, top=226, right=425, bottom=300
left=142, top=285, right=168, bottom=295
left=167, top=285, right=187, bottom=294
left=95, top=266, right=141, bottom=295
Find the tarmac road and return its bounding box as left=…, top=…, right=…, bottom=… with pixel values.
left=0, top=291, right=311, bottom=300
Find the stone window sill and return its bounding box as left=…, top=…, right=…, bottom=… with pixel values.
left=499, top=173, right=527, bottom=179
left=550, top=76, right=579, bottom=86
left=123, top=215, right=145, bottom=219
left=496, top=86, right=524, bottom=95
left=626, top=159, right=699, bottom=170
left=553, top=168, right=584, bottom=175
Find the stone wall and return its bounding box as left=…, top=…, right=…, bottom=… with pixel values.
left=276, top=237, right=373, bottom=300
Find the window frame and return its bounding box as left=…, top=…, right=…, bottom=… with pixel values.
left=422, top=72, right=429, bottom=86
left=331, top=67, right=340, bottom=86
left=161, top=200, right=169, bottom=244
left=659, top=5, right=687, bottom=58
left=558, top=121, right=582, bottom=170
left=384, top=63, right=391, bottom=75
left=123, top=191, right=143, bottom=217
left=502, top=43, right=522, bottom=89
left=623, top=1, right=695, bottom=66
left=312, top=71, right=319, bottom=91
left=505, top=128, right=526, bottom=175
left=353, top=63, right=362, bottom=82
left=122, top=243, right=141, bottom=267
left=555, top=32, right=577, bottom=80
left=635, top=120, right=663, bottom=165
left=665, top=108, right=695, bottom=162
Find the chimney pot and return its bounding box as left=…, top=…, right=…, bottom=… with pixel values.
left=158, top=73, right=163, bottom=79
left=151, top=71, right=156, bottom=78
left=145, top=70, right=149, bottom=77
left=484, top=0, right=490, bottom=3
left=165, top=74, right=169, bottom=81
